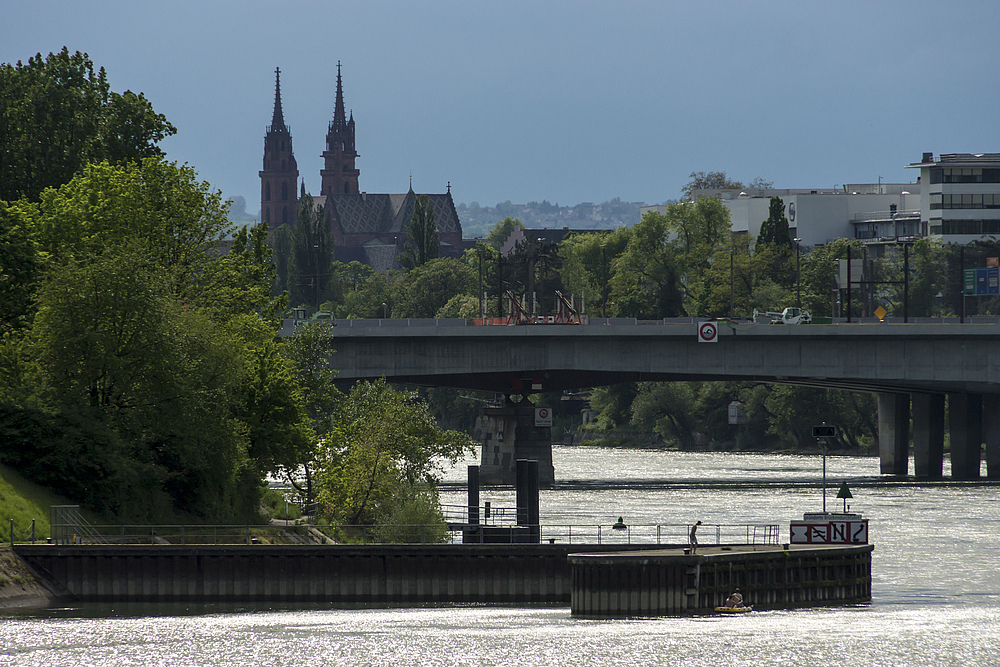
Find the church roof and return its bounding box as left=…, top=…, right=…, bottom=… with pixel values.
left=325, top=190, right=462, bottom=236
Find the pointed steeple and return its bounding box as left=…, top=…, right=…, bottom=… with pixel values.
left=333, top=61, right=347, bottom=131
left=271, top=67, right=287, bottom=132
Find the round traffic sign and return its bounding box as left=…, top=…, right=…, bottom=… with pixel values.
left=698, top=321, right=718, bottom=343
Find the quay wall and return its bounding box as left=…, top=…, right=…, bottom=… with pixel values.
left=570, top=544, right=874, bottom=617
left=14, top=544, right=665, bottom=604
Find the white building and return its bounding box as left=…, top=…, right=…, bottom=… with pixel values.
left=642, top=184, right=921, bottom=251
left=904, top=152, right=1000, bottom=245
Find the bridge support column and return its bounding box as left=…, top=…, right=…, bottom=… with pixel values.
left=911, top=393, right=944, bottom=480
left=878, top=393, right=909, bottom=475
left=948, top=393, right=982, bottom=479
left=983, top=395, right=1000, bottom=480
left=479, top=397, right=554, bottom=487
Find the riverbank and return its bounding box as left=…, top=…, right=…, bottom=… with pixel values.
left=0, top=546, right=56, bottom=608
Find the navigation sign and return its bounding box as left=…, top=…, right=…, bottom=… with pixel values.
left=790, top=518, right=869, bottom=544
left=698, top=321, right=718, bottom=343
left=534, top=407, right=552, bottom=427
left=812, top=425, right=837, bottom=438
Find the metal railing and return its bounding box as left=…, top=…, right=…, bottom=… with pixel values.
left=19, top=521, right=781, bottom=547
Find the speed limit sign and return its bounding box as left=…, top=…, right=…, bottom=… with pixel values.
left=698, top=321, right=718, bottom=343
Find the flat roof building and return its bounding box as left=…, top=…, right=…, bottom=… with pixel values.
left=905, top=152, right=1000, bottom=245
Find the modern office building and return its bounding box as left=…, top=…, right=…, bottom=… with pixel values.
left=905, top=152, right=1000, bottom=245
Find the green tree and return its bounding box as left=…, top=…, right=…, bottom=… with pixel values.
left=289, top=195, right=333, bottom=310
left=398, top=194, right=438, bottom=270
left=485, top=216, right=525, bottom=250
left=15, top=157, right=233, bottom=305
left=0, top=201, right=40, bottom=333
left=680, top=172, right=772, bottom=200
left=757, top=197, right=792, bottom=249
left=315, top=379, right=473, bottom=527
left=392, top=258, right=475, bottom=318
left=0, top=47, right=175, bottom=202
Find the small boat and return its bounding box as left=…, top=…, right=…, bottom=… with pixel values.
left=714, top=606, right=753, bottom=614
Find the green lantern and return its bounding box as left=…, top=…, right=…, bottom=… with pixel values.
left=836, top=482, right=853, bottom=512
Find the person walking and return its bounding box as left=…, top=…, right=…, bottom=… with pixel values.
left=689, top=520, right=702, bottom=553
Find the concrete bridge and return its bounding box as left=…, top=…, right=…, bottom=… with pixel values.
left=303, top=318, right=1000, bottom=482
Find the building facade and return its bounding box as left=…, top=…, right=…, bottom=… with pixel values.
left=905, top=152, right=1000, bottom=245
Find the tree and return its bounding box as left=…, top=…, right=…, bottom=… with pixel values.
left=392, top=258, right=475, bottom=318
left=485, top=216, right=525, bottom=250
left=314, top=379, right=473, bottom=527
left=0, top=48, right=175, bottom=202
left=398, top=194, right=438, bottom=270
left=757, top=197, right=792, bottom=249
left=289, top=195, right=334, bottom=310
left=681, top=171, right=772, bottom=200
left=14, top=157, right=233, bottom=306
left=0, top=201, right=40, bottom=333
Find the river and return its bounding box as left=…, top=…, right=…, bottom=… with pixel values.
left=2, top=448, right=998, bottom=666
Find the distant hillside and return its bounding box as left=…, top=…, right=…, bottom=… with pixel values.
left=458, top=198, right=646, bottom=239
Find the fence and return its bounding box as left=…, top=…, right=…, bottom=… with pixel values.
left=16, top=521, right=781, bottom=547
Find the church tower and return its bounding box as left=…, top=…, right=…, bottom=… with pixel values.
left=260, top=67, right=299, bottom=227
left=320, top=62, right=360, bottom=196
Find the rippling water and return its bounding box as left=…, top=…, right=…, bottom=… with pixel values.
left=3, top=448, right=999, bottom=667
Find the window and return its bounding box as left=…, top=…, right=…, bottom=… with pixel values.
left=265, top=182, right=271, bottom=201
left=281, top=181, right=289, bottom=201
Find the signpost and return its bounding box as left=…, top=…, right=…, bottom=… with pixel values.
left=812, top=424, right=836, bottom=513
left=697, top=321, right=718, bottom=343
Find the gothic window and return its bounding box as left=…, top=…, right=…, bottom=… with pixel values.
left=344, top=182, right=349, bottom=194
left=282, top=206, right=288, bottom=225
left=281, top=159, right=286, bottom=170
left=282, top=181, right=289, bottom=201
left=265, top=182, right=271, bottom=201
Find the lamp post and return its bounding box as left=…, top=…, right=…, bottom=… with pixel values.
left=381, top=302, right=387, bottom=319
left=793, top=237, right=802, bottom=309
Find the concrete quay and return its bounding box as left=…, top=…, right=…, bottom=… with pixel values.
left=570, top=543, right=873, bottom=617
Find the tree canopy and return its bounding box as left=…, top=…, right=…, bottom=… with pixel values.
left=0, top=47, right=176, bottom=202
left=398, top=194, right=439, bottom=270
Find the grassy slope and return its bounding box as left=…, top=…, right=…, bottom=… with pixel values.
left=0, top=462, right=76, bottom=542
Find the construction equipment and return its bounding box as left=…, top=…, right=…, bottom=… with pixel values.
left=752, top=307, right=811, bottom=325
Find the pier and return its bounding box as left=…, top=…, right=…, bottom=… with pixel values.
left=569, top=543, right=873, bottom=617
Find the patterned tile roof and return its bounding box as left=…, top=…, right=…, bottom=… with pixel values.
left=327, top=190, right=462, bottom=236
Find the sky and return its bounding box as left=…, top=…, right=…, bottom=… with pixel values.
left=4, top=1, right=1000, bottom=214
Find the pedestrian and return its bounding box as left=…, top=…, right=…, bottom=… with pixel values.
left=689, top=520, right=702, bottom=552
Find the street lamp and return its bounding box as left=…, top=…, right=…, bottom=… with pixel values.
left=793, top=237, right=802, bottom=309
left=381, top=302, right=388, bottom=319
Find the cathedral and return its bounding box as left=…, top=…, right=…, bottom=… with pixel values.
left=260, top=65, right=463, bottom=271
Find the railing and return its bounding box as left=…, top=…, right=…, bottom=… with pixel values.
left=850, top=209, right=920, bottom=222
left=19, top=522, right=781, bottom=547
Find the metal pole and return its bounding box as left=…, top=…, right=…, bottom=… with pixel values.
left=904, top=243, right=910, bottom=323
left=822, top=440, right=828, bottom=514
left=960, top=245, right=966, bottom=323
left=795, top=238, right=802, bottom=309
left=847, top=246, right=852, bottom=323
left=730, top=250, right=735, bottom=318
left=601, top=244, right=607, bottom=318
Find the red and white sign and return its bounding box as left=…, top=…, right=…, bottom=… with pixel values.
left=535, top=407, right=552, bottom=427
left=790, top=519, right=868, bottom=544
left=698, top=321, right=719, bottom=343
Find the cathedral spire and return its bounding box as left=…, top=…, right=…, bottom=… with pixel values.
left=271, top=67, right=287, bottom=132
left=333, top=61, right=347, bottom=130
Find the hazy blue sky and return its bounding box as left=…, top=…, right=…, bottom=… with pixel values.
left=4, top=1, right=999, bottom=213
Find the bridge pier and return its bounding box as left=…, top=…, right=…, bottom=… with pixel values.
left=948, top=393, right=982, bottom=479
left=479, top=397, right=555, bottom=487
left=878, top=393, right=909, bottom=475
left=911, top=393, right=944, bottom=479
